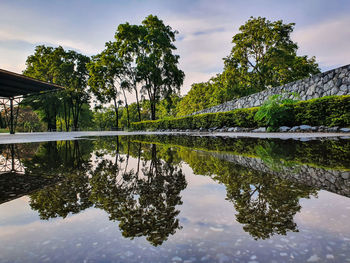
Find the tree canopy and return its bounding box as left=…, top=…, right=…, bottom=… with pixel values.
left=23, top=45, right=90, bottom=131
left=116, top=15, right=185, bottom=120
left=177, top=16, right=320, bottom=116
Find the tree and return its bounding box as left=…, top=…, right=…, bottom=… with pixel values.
left=16, top=106, right=45, bottom=132
left=23, top=45, right=90, bottom=131
left=223, top=17, right=320, bottom=95
left=63, top=50, right=91, bottom=131
left=88, top=42, right=127, bottom=130
left=23, top=46, right=64, bottom=131
left=116, top=15, right=184, bottom=120
left=114, top=23, right=143, bottom=121
left=92, top=106, right=116, bottom=130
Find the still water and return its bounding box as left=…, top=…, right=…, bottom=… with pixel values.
left=0, top=135, right=350, bottom=263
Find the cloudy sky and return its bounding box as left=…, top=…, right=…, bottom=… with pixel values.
left=1, top=0, right=350, bottom=95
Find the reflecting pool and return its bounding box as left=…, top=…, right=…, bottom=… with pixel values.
left=1, top=135, right=350, bottom=262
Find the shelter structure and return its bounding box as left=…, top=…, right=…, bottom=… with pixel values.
left=0, top=69, right=63, bottom=134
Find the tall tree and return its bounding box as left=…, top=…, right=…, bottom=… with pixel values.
left=88, top=42, right=129, bottom=129
left=23, top=45, right=90, bottom=131
left=116, top=15, right=184, bottom=120
left=223, top=17, right=320, bottom=95
left=63, top=51, right=91, bottom=131
left=23, top=46, right=63, bottom=131
left=114, top=23, right=143, bottom=121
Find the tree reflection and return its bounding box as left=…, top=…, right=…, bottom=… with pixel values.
left=24, top=137, right=187, bottom=246
left=224, top=168, right=317, bottom=239
left=90, top=143, right=187, bottom=246
left=28, top=140, right=93, bottom=219
left=179, top=149, right=317, bottom=240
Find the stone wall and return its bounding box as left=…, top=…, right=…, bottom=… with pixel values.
left=192, top=64, right=350, bottom=115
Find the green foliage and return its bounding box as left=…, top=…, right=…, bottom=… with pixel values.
left=16, top=106, right=45, bottom=132
left=176, top=74, right=243, bottom=117
left=92, top=106, right=116, bottom=130
left=115, top=15, right=185, bottom=120
left=294, top=95, right=350, bottom=127
left=254, top=93, right=299, bottom=128
left=23, top=45, right=91, bottom=131
left=223, top=17, right=320, bottom=94
left=131, top=107, right=259, bottom=131
left=179, top=17, right=320, bottom=116
left=131, top=95, right=350, bottom=131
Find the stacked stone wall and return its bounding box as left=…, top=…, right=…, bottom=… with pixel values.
left=193, top=64, right=350, bottom=115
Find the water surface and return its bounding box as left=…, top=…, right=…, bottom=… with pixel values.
left=0, top=135, right=350, bottom=262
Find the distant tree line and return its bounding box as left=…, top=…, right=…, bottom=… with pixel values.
left=9, top=16, right=320, bottom=131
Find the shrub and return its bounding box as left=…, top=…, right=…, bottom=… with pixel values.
left=254, top=94, right=299, bottom=129
left=294, top=95, right=350, bottom=127
left=130, top=95, right=350, bottom=131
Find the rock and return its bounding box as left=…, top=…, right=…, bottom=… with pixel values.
left=341, top=172, right=350, bottom=180
left=299, top=125, right=313, bottom=131
left=252, top=127, right=266, bottom=133
left=289, top=126, right=300, bottom=132
left=340, top=128, right=350, bottom=133
left=340, top=84, right=347, bottom=91
left=330, top=87, right=339, bottom=95
left=328, top=126, right=339, bottom=132
left=318, top=125, right=326, bottom=132
left=279, top=126, right=290, bottom=132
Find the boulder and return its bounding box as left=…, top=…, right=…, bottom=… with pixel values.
left=299, top=125, right=313, bottom=131
left=289, top=126, right=300, bottom=132
left=279, top=126, right=290, bottom=132
left=252, top=127, right=266, bottom=133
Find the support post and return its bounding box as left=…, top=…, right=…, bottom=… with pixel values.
left=11, top=144, right=15, bottom=172
left=10, top=97, right=14, bottom=134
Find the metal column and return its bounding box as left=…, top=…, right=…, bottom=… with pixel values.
left=9, top=97, right=14, bottom=134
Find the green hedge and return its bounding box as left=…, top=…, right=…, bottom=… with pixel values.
left=131, top=95, right=350, bottom=130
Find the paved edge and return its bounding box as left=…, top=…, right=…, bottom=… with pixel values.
left=0, top=131, right=349, bottom=144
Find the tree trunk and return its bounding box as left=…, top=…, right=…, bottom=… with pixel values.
left=150, top=101, right=156, bottom=120
left=122, top=89, right=130, bottom=128
left=113, top=98, right=119, bottom=130
left=134, top=87, right=141, bottom=122
left=64, top=101, right=71, bottom=131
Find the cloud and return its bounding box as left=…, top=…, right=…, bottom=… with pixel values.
left=1, top=0, right=350, bottom=98
left=293, top=15, right=350, bottom=69
left=168, top=16, right=236, bottom=94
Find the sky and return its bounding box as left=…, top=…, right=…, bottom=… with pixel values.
left=1, top=0, right=350, bottom=96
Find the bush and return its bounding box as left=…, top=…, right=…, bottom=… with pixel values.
left=294, top=95, right=350, bottom=127
left=130, top=95, right=350, bottom=130
left=254, top=94, right=299, bottom=129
